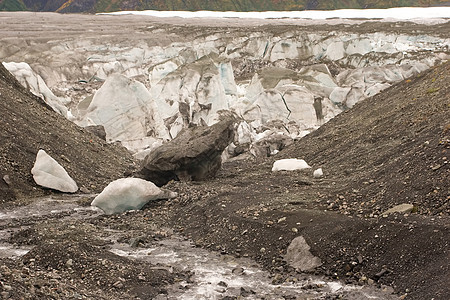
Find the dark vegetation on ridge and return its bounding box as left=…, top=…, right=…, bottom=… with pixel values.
left=1, top=0, right=449, bottom=12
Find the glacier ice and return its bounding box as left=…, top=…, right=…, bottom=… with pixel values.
left=3, top=14, right=448, bottom=158
left=77, top=74, right=169, bottom=145
left=31, top=150, right=78, bottom=193
left=3, top=62, right=70, bottom=118
left=91, top=178, right=177, bottom=215
left=272, top=159, right=311, bottom=172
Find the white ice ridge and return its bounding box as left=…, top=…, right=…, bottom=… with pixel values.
left=101, top=7, right=450, bottom=20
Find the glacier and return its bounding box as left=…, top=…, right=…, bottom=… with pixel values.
left=1, top=10, right=448, bottom=158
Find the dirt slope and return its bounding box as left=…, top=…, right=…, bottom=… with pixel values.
left=0, top=63, right=136, bottom=204
left=160, top=62, right=449, bottom=299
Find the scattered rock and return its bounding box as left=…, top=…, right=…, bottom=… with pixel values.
left=91, top=178, right=177, bottom=214
left=218, top=281, right=228, bottom=287
left=284, top=236, right=322, bottom=271
left=313, top=168, right=323, bottom=178
left=232, top=267, right=245, bottom=275
left=31, top=149, right=78, bottom=193
left=382, top=204, right=414, bottom=216
left=85, top=125, right=107, bottom=141
left=240, top=287, right=256, bottom=297
left=2, top=174, right=11, bottom=185
left=65, top=259, right=73, bottom=267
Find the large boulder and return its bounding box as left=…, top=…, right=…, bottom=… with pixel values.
left=139, top=114, right=236, bottom=186
left=31, top=150, right=78, bottom=193
left=285, top=236, right=322, bottom=272
left=91, top=178, right=177, bottom=215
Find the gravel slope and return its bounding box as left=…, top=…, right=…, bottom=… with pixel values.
left=0, top=62, right=136, bottom=204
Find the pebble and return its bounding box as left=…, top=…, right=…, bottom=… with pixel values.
left=66, top=259, right=73, bottom=267
left=218, top=281, right=228, bottom=287
left=277, top=217, right=286, bottom=223
left=2, top=175, right=11, bottom=185
left=232, top=267, right=245, bottom=275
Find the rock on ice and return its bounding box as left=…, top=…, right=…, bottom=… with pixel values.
left=31, top=149, right=78, bottom=193
left=272, top=159, right=311, bottom=172
left=91, top=178, right=177, bottom=214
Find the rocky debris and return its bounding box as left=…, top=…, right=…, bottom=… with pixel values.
left=139, top=114, right=236, bottom=186
left=91, top=178, right=177, bottom=214
left=285, top=236, right=322, bottom=271
left=313, top=168, right=323, bottom=178
left=382, top=203, right=415, bottom=216
left=0, top=173, right=15, bottom=201
left=85, top=125, right=107, bottom=141
left=2, top=62, right=70, bottom=118
left=0, top=62, right=136, bottom=203
left=249, top=132, right=295, bottom=158
left=31, top=150, right=78, bottom=193
left=2, top=240, right=175, bottom=299
left=163, top=62, right=450, bottom=300
left=272, top=158, right=311, bottom=171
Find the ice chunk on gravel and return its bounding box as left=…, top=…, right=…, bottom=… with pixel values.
left=272, top=159, right=311, bottom=171
left=91, top=178, right=177, bottom=214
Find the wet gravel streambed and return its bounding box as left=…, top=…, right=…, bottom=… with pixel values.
left=0, top=196, right=397, bottom=299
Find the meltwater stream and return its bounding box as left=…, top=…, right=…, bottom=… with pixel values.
left=0, top=196, right=397, bottom=299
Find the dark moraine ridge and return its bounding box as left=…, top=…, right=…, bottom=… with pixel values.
left=0, top=62, right=136, bottom=204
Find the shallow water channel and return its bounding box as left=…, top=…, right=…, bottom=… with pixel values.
left=0, top=196, right=397, bottom=299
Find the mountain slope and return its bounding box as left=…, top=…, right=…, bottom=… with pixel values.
left=162, top=61, right=449, bottom=299
left=0, top=63, right=136, bottom=204
left=1, top=0, right=449, bottom=12
left=0, top=0, right=26, bottom=11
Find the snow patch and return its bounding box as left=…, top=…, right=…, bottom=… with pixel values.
left=102, top=7, right=450, bottom=22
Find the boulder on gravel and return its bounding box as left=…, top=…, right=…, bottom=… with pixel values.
left=91, top=178, right=177, bottom=214
left=382, top=203, right=414, bottom=216
left=139, top=114, right=236, bottom=186
left=85, top=125, right=107, bottom=141
left=31, top=149, right=78, bottom=193
left=1, top=174, right=15, bottom=201
left=285, top=236, right=322, bottom=272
